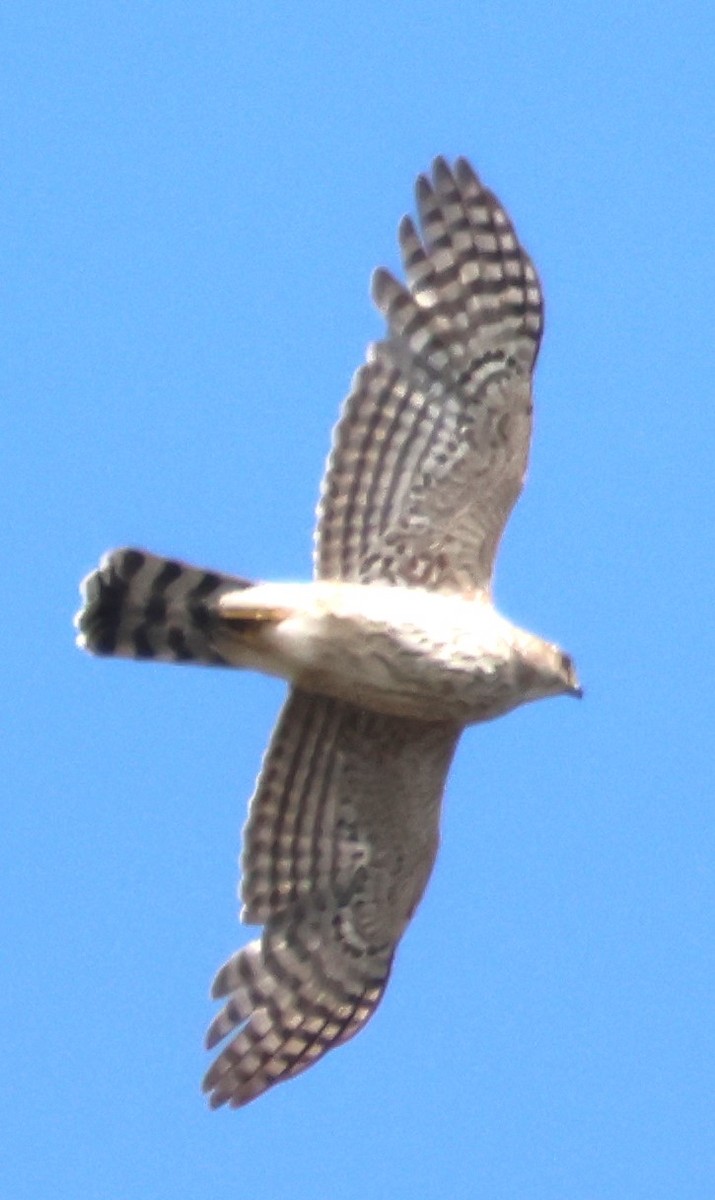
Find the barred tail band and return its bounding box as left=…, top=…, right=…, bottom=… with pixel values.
left=75, top=548, right=253, bottom=666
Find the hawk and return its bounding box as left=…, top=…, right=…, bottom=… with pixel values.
left=76, top=157, right=581, bottom=1109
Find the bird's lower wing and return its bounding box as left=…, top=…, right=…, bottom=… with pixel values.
left=203, top=688, right=459, bottom=1108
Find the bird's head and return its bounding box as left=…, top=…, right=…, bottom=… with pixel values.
left=515, top=636, right=583, bottom=702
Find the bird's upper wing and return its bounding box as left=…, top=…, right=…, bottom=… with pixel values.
left=203, top=687, right=459, bottom=1108
left=314, top=157, right=543, bottom=594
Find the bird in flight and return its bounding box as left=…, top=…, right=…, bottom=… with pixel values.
left=76, top=157, right=581, bottom=1109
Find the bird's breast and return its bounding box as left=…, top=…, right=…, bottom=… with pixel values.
left=266, top=584, right=528, bottom=724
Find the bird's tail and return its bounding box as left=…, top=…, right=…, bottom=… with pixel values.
left=75, top=548, right=254, bottom=667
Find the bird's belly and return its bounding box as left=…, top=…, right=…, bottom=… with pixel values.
left=274, top=605, right=521, bottom=725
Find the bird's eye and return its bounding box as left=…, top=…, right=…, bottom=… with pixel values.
left=560, top=652, right=574, bottom=675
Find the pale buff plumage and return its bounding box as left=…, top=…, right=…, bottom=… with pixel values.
left=214, top=580, right=579, bottom=721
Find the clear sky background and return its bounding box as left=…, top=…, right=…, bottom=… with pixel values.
left=3, top=4, right=714, bottom=1198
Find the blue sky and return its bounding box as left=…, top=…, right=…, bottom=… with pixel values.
left=3, top=3, right=715, bottom=1197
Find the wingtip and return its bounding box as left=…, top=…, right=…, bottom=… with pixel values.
left=430, top=154, right=454, bottom=185
left=397, top=213, right=417, bottom=242
left=454, top=156, right=479, bottom=189
left=370, top=265, right=400, bottom=311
